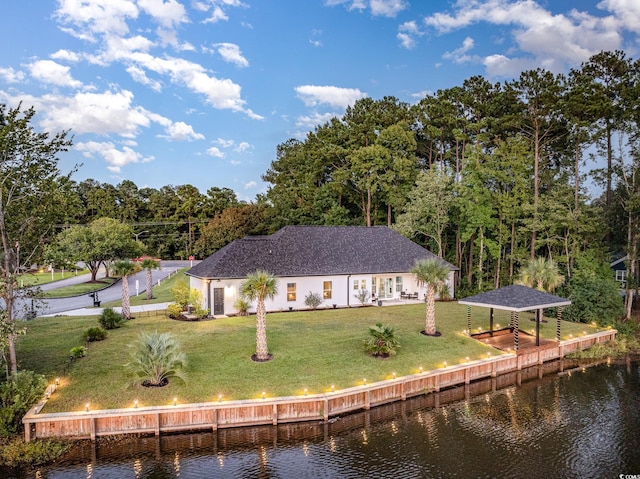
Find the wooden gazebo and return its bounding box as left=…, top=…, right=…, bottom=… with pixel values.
left=458, top=285, right=571, bottom=351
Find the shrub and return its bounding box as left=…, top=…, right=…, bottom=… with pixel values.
left=70, top=346, right=87, bottom=359
left=0, top=437, right=71, bottom=468
left=234, top=297, right=250, bottom=316
left=99, top=307, right=124, bottom=330
left=304, top=291, right=323, bottom=310
left=126, top=332, right=187, bottom=387
left=84, top=327, right=107, bottom=342
left=354, top=289, right=371, bottom=306
left=363, top=322, right=400, bottom=358
left=167, top=303, right=183, bottom=318
left=0, top=370, right=47, bottom=438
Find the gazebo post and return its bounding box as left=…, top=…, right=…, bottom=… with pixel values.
left=514, top=312, right=519, bottom=351
left=556, top=307, right=562, bottom=341
left=535, top=309, right=541, bottom=346
left=489, top=308, right=494, bottom=337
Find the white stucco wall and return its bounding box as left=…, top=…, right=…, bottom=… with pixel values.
left=189, top=269, right=457, bottom=316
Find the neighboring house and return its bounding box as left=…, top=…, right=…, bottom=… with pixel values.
left=186, top=225, right=457, bottom=316
left=611, top=255, right=628, bottom=288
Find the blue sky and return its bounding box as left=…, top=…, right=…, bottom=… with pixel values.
left=1, top=0, right=639, bottom=200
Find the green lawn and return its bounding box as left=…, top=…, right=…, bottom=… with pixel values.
left=18, top=269, right=90, bottom=287
left=40, top=278, right=118, bottom=298
left=15, top=303, right=598, bottom=413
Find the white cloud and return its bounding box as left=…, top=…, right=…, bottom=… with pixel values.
left=28, top=60, right=83, bottom=88
left=244, top=180, right=257, bottom=189
left=203, top=6, right=228, bottom=23
left=295, top=111, right=337, bottom=130
left=76, top=140, right=153, bottom=172
left=55, top=0, right=139, bottom=39
left=599, top=0, right=640, bottom=33
left=325, top=0, right=405, bottom=16
left=37, top=89, right=150, bottom=136
left=370, top=0, right=408, bottom=18
left=0, top=67, right=25, bottom=83
left=397, top=21, right=424, bottom=49
left=50, top=49, right=81, bottom=62
left=137, top=0, right=187, bottom=29
left=216, top=138, right=235, bottom=148
left=126, top=65, right=162, bottom=91
left=163, top=121, right=205, bottom=141
left=214, top=43, right=249, bottom=67
left=295, top=85, right=367, bottom=109
left=206, top=146, right=225, bottom=157
left=424, top=0, right=626, bottom=77
left=443, top=37, right=477, bottom=64
left=234, top=141, right=251, bottom=152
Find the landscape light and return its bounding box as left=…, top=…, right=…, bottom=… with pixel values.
left=85, top=403, right=89, bottom=412
left=55, top=377, right=60, bottom=386
left=262, top=391, right=266, bottom=399
left=218, top=394, right=223, bottom=402
left=173, top=397, right=177, bottom=406
left=331, top=384, right=335, bottom=392
left=363, top=378, right=367, bottom=386
left=392, top=372, right=396, bottom=379
left=419, top=366, right=423, bottom=373
left=134, top=400, right=138, bottom=408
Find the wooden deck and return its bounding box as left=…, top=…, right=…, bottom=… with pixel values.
left=472, top=328, right=557, bottom=354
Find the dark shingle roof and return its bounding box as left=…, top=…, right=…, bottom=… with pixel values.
left=458, top=285, right=571, bottom=312
left=187, top=225, right=456, bottom=279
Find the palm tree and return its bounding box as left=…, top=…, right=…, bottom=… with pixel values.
left=411, top=258, right=450, bottom=336
left=518, top=257, right=565, bottom=325
left=240, top=270, right=278, bottom=362
left=518, top=257, right=564, bottom=292
left=141, top=258, right=159, bottom=300
left=363, top=322, right=400, bottom=357
left=126, top=331, right=187, bottom=387
left=112, top=260, right=141, bottom=320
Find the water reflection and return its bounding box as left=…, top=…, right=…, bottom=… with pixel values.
left=22, top=358, right=640, bottom=478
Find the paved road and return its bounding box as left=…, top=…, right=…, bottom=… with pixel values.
left=19, top=260, right=196, bottom=317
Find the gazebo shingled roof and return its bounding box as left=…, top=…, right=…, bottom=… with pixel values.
left=458, top=285, right=571, bottom=311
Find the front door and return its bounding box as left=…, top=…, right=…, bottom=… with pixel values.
left=213, top=288, right=224, bottom=316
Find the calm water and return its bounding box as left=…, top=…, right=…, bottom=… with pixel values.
left=21, top=359, right=640, bottom=478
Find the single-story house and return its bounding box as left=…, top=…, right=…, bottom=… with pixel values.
left=186, top=226, right=457, bottom=316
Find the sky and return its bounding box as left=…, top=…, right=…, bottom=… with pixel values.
left=1, top=0, right=640, bottom=201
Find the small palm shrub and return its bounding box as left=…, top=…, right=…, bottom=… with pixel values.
left=363, top=322, right=400, bottom=358
left=234, top=297, right=250, bottom=316
left=99, top=307, right=124, bottom=330
left=0, top=370, right=47, bottom=438
left=85, top=327, right=107, bottom=342
left=304, top=291, right=323, bottom=309
left=70, top=346, right=87, bottom=359
left=126, top=332, right=187, bottom=387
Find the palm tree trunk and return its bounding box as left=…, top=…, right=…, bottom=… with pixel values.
left=255, top=298, right=269, bottom=359
left=425, top=285, right=436, bottom=335
left=146, top=269, right=153, bottom=300
left=122, top=277, right=131, bottom=319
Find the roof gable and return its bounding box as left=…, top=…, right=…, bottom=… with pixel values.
left=187, top=225, right=456, bottom=279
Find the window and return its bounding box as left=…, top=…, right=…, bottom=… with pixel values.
left=323, top=281, right=332, bottom=299
left=616, top=270, right=627, bottom=283
left=287, top=283, right=296, bottom=301
left=396, top=276, right=403, bottom=293
left=353, top=279, right=359, bottom=290
left=360, top=279, right=367, bottom=290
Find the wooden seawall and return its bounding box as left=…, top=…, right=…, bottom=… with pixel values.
left=23, top=330, right=616, bottom=442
